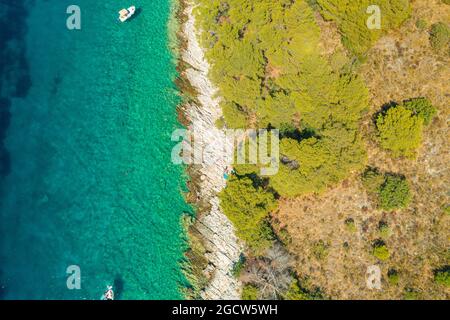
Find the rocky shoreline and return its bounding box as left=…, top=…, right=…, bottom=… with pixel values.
left=177, top=0, right=242, bottom=300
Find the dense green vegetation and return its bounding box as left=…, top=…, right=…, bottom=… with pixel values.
left=362, top=168, right=411, bottom=210
left=362, top=167, right=386, bottom=193
left=375, top=98, right=436, bottom=158
left=379, top=175, right=412, bottom=210
left=434, top=266, right=450, bottom=287
left=345, top=218, right=357, bottom=233
left=429, top=22, right=450, bottom=55
left=402, top=97, right=437, bottom=126
left=372, top=240, right=390, bottom=261
left=312, top=240, right=330, bottom=260
left=403, top=288, right=421, bottom=300
left=196, top=0, right=369, bottom=129
left=415, top=19, right=427, bottom=31
left=267, top=126, right=367, bottom=197
left=444, top=205, right=450, bottom=216
left=284, top=279, right=323, bottom=300
left=192, top=0, right=446, bottom=300
left=316, top=0, right=411, bottom=57
left=231, top=254, right=246, bottom=277
left=376, top=106, right=423, bottom=158
left=195, top=1, right=375, bottom=276
left=387, top=269, right=399, bottom=285
left=197, top=0, right=369, bottom=198
left=284, top=281, right=309, bottom=300
left=218, top=176, right=277, bottom=252
left=242, top=284, right=259, bottom=300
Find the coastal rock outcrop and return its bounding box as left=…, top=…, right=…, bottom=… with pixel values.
left=180, top=1, right=242, bottom=300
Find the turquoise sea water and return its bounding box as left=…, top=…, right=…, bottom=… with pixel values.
left=0, top=0, right=190, bottom=299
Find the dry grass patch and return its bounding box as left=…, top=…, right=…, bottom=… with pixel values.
left=273, top=0, right=449, bottom=299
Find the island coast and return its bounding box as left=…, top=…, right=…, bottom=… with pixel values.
left=176, top=0, right=242, bottom=300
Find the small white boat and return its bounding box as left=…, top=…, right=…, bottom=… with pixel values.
left=102, top=285, right=114, bottom=300
left=118, top=6, right=136, bottom=22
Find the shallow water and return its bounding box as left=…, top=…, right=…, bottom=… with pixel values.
left=0, top=0, right=189, bottom=299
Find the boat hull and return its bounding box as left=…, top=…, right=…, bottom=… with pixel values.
left=119, top=6, right=136, bottom=22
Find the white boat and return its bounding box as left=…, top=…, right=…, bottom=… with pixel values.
left=102, top=285, right=114, bottom=300
left=118, top=6, right=136, bottom=22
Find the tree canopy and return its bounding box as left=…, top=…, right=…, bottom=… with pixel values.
left=430, top=22, right=450, bottom=55
left=376, top=105, right=424, bottom=158
left=362, top=168, right=412, bottom=211
left=379, top=175, right=412, bottom=210
left=402, top=97, right=437, bottom=126
left=316, top=0, right=411, bottom=57
left=197, top=0, right=369, bottom=197
left=219, top=176, right=277, bottom=252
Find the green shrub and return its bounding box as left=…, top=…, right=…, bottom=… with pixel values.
left=402, top=97, right=437, bottom=125
left=361, top=168, right=411, bottom=210
left=434, top=266, right=450, bottom=287
left=415, top=19, right=427, bottom=31
left=345, top=218, right=357, bottom=233
left=285, top=281, right=309, bottom=300
left=242, top=284, right=259, bottom=300
left=219, top=176, right=277, bottom=252
left=372, top=240, right=390, bottom=261
left=375, top=97, right=435, bottom=158
left=269, top=125, right=366, bottom=197
left=430, top=22, right=450, bottom=54
left=231, top=254, right=246, bottom=278
left=379, top=175, right=411, bottom=210
left=362, top=167, right=385, bottom=193
left=312, top=240, right=330, bottom=260
left=284, top=279, right=323, bottom=300
left=215, top=117, right=226, bottom=129
left=404, top=288, right=421, bottom=300
left=387, top=269, right=399, bottom=285
left=444, top=205, right=450, bottom=216
left=276, top=227, right=293, bottom=246
left=378, top=221, right=391, bottom=238
left=376, top=105, right=423, bottom=158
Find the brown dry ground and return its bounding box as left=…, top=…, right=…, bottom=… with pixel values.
left=272, top=0, right=449, bottom=299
